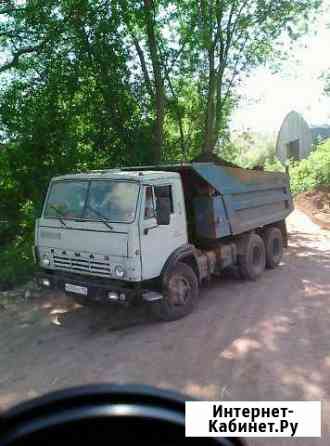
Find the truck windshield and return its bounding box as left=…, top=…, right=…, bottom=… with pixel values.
left=44, top=180, right=139, bottom=223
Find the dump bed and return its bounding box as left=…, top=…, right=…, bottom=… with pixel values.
left=123, top=162, right=294, bottom=240
left=190, top=162, right=293, bottom=238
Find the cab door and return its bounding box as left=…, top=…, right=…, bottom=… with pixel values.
left=139, top=180, right=187, bottom=280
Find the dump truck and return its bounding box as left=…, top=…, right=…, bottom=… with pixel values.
left=35, top=162, right=294, bottom=321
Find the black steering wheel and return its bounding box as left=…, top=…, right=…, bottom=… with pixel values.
left=0, top=384, right=246, bottom=446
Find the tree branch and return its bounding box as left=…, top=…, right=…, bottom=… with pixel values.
left=0, top=7, right=24, bottom=15
left=158, top=40, right=186, bottom=158
left=213, top=33, right=249, bottom=145
left=131, top=34, right=154, bottom=98
left=0, top=44, right=43, bottom=73
left=143, top=0, right=165, bottom=162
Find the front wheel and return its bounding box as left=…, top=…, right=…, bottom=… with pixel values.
left=150, top=262, right=199, bottom=322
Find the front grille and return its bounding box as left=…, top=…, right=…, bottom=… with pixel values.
left=52, top=250, right=111, bottom=277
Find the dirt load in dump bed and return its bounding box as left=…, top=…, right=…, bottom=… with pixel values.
left=295, top=186, right=330, bottom=230
left=192, top=153, right=265, bottom=171
left=192, top=153, right=240, bottom=168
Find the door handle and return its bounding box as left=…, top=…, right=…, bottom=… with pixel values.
left=144, top=225, right=158, bottom=235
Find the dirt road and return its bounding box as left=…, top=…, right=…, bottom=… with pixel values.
left=1, top=209, right=329, bottom=444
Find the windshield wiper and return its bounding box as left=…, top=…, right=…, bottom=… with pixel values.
left=48, top=205, right=67, bottom=227
left=86, top=205, right=114, bottom=231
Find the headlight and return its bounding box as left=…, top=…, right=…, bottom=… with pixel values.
left=114, top=265, right=125, bottom=278
left=41, top=255, right=50, bottom=267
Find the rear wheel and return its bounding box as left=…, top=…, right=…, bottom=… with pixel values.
left=263, top=226, right=283, bottom=269
left=150, top=262, right=199, bottom=321
left=238, top=233, right=266, bottom=281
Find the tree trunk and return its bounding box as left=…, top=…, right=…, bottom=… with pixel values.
left=202, top=47, right=216, bottom=155
left=143, top=0, right=165, bottom=164
left=213, top=64, right=225, bottom=148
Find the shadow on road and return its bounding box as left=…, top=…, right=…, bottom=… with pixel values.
left=41, top=294, right=154, bottom=334
left=1, top=228, right=330, bottom=444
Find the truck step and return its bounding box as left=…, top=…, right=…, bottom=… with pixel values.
left=142, top=291, right=163, bottom=302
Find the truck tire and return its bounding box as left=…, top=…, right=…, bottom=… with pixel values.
left=150, top=262, right=199, bottom=322
left=263, top=226, right=283, bottom=269
left=238, top=233, right=266, bottom=281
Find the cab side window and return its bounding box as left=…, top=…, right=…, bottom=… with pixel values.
left=144, top=186, right=155, bottom=219
left=154, top=185, right=174, bottom=213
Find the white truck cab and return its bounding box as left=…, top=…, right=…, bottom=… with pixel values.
left=35, top=169, right=199, bottom=320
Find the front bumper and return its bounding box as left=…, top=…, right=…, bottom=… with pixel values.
left=36, top=270, right=141, bottom=305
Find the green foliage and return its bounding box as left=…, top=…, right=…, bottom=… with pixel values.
left=0, top=196, right=38, bottom=289
left=228, top=131, right=278, bottom=168
left=289, top=141, right=330, bottom=195
left=0, top=0, right=322, bottom=288
left=264, top=157, right=285, bottom=173
left=176, top=0, right=320, bottom=153
left=0, top=237, right=36, bottom=291
left=224, top=134, right=330, bottom=196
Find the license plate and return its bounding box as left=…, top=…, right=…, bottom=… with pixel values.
left=65, top=283, right=88, bottom=296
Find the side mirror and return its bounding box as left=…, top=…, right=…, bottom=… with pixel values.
left=156, top=197, right=171, bottom=226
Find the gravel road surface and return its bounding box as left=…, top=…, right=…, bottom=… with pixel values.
left=1, top=209, right=329, bottom=444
